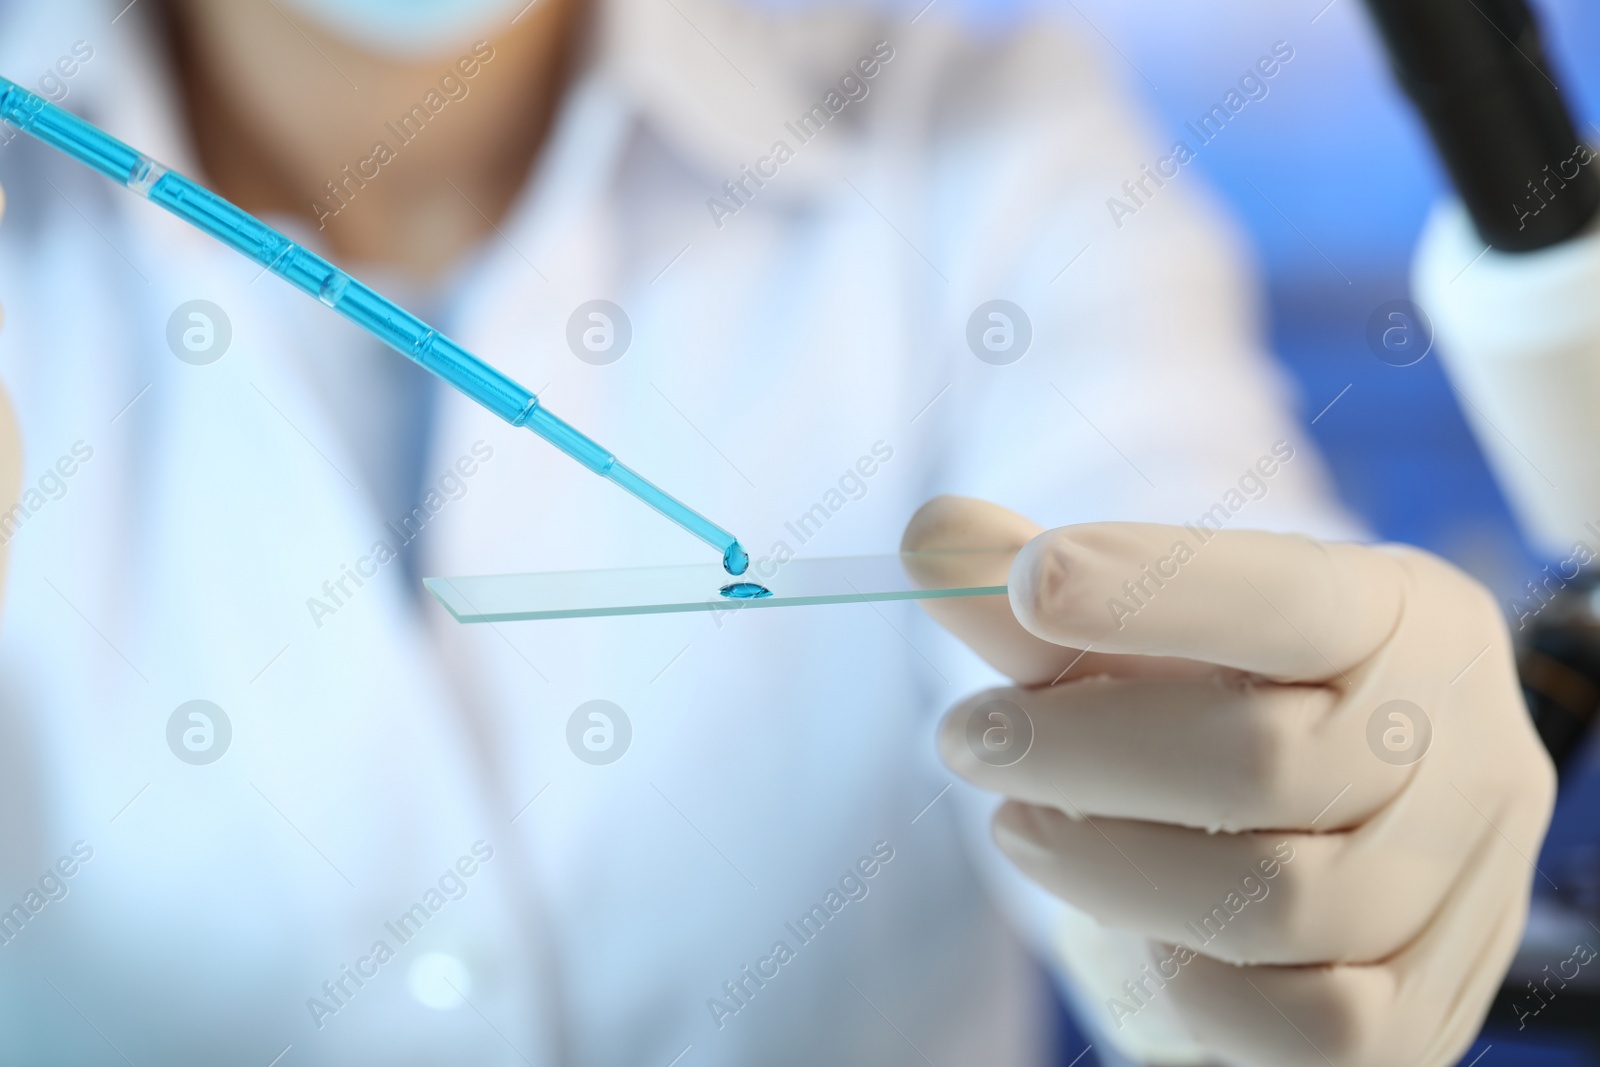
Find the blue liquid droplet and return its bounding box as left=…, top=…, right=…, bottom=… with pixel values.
left=723, top=541, right=750, bottom=576
left=719, top=581, right=772, bottom=600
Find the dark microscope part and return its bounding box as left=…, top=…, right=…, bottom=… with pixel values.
left=1361, top=0, right=1600, bottom=251
left=1487, top=572, right=1600, bottom=1044
left=1518, top=571, right=1600, bottom=773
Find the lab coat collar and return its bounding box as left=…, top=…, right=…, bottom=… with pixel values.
left=594, top=0, right=893, bottom=195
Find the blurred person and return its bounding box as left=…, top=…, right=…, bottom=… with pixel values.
left=0, top=0, right=1552, bottom=1065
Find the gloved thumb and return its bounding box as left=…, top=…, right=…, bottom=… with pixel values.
left=901, top=495, right=1080, bottom=685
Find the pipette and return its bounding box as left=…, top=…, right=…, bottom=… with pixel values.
left=0, top=76, right=751, bottom=576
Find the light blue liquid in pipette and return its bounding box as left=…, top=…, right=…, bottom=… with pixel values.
left=0, top=76, right=750, bottom=577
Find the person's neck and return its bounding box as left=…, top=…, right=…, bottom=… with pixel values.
left=165, top=0, right=580, bottom=280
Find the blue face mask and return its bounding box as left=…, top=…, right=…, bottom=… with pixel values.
left=276, top=0, right=531, bottom=57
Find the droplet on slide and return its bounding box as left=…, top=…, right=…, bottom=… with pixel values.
left=719, top=581, right=771, bottom=600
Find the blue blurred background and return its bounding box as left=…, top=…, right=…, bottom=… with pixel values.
left=1064, top=0, right=1596, bottom=596
left=747, top=0, right=1600, bottom=1061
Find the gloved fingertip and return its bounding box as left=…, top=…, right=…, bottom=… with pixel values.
left=900, top=494, right=1039, bottom=553
left=1009, top=532, right=1082, bottom=642
left=992, top=800, right=1061, bottom=860
left=934, top=704, right=970, bottom=774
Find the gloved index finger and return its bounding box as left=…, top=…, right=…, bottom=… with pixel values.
left=1009, top=523, right=1405, bottom=683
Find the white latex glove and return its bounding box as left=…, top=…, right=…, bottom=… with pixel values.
left=0, top=185, right=18, bottom=604
left=904, top=496, right=1556, bottom=1067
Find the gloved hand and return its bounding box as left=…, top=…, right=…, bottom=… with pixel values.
left=904, top=496, right=1556, bottom=1067
left=0, top=185, right=19, bottom=602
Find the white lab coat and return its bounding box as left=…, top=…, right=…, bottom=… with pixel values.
left=0, top=0, right=1356, bottom=1064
